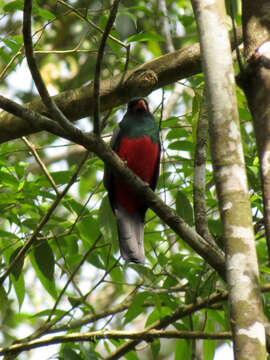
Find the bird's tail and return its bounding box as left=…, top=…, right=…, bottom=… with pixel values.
left=115, top=205, right=145, bottom=264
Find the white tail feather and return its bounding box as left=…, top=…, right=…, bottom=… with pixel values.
left=115, top=205, right=145, bottom=264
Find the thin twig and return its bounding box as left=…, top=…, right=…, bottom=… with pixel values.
left=22, top=136, right=59, bottom=195
left=93, top=0, right=120, bottom=135
left=57, top=0, right=127, bottom=48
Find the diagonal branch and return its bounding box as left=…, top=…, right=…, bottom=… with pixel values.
left=22, top=136, right=60, bottom=195
left=0, top=95, right=226, bottom=279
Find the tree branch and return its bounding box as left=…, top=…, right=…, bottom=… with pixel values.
left=0, top=95, right=226, bottom=279
left=0, top=27, right=242, bottom=143
left=105, top=289, right=229, bottom=360
left=0, top=329, right=231, bottom=356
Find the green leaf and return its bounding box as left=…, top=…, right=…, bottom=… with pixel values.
left=33, top=241, right=55, bottom=281
left=77, top=216, right=100, bottom=246
left=79, top=344, right=99, bottom=360
left=117, top=9, right=137, bottom=26
left=0, top=286, right=8, bottom=315
left=61, top=348, right=82, bottom=360
left=9, top=246, right=24, bottom=280
left=175, top=339, right=192, bottom=360
left=37, top=170, right=72, bottom=188
left=145, top=306, right=171, bottom=327
left=98, top=196, right=118, bottom=250
left=31, top=309, right=67, bottom=318
left=30, top=249, right=57, bottom=299
left=124, top=292, right=150, bottom=324
left=38, top=8, right=55, bottom=20
left=130, top=5, right=153, bottom=17
left=168, top=140, right=194, bottom=152
left=151, top=339, right=160, bottom=358
left=0, top=170, right=18, bottom=187
left=0, top=0, right=5, bottom=12
left=127, top=31, right=164, bottom=43
left=128, top=263, right=156, bottom=285
left=124, top=352, right=139, bottom=360
left=166, top=128, right=190, bottom=140
left=203, top=317, right=216, bottom=360
left=3, top=0, right=24, bottom=12
left=176, top=190, right=194, bottom=225
left=208, top=309, right=226, bottom=329
left=11, top=273, right=25, bottom=310
left=260, top=266, right=270, bottom=275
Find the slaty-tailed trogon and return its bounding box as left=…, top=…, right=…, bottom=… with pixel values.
left=104, top=98, right=160, bottom=264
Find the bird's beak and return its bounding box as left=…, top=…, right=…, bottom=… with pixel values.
left=134, top=100, right=148, bottom=111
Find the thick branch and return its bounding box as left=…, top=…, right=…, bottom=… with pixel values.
left=0, top=28, right=242, bottom=143
left=0, top=329, right=231, bottom=356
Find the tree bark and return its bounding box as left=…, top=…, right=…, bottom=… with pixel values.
left=192, top=0, right=266, bottom=359
left=241, top=0, right=270, bottom=264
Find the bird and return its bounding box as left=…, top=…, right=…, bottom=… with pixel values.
left=104, top=98, right=161, bottom=264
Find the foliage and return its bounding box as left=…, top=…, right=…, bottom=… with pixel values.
left=0, top=0, right=267, bottom=359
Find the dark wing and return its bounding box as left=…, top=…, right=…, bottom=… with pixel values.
left=103, top=125, right=122, bottom=211
left=150, top=132, right=161, bottom=191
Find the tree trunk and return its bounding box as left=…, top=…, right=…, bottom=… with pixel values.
left=241, top=0, right=270, bottom=265
left=192, top=0, right=266, bottom=358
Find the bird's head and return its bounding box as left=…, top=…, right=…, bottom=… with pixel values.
left=127, top=98, right=150, bottom=113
